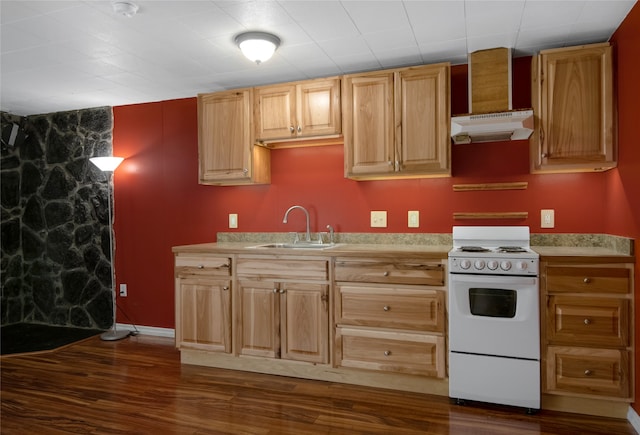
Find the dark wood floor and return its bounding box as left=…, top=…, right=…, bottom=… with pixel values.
left=1, top=335, right=636, bottom=435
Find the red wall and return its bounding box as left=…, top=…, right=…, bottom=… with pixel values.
left=113, top=23, right=633, bottom=331
left=609, top=2, right=640, bottom=415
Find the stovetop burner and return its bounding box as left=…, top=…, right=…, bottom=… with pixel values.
left=496, top=246, right=528, bottom=253
left=459, top=246, right=491, bottom=252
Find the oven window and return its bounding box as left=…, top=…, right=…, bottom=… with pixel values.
left=469, top=288, right=517, bottom=318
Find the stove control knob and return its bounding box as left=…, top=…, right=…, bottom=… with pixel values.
left=459, top=259, right=472, bottom=270
left=500, top=260, right=512, bottom=271
left=487, top=260, right=499, bottom=270
left=516, top=261, right=528, bottom=271
left=474, top=260, right=486, bottom=270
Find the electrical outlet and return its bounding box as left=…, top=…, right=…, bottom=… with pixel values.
left=370, top=211, right=387, bottom=228
left=541, top=209, right=555, bottom=228
left=119, top=283, right=128, bottom=297
left=408, top=210, right=419, bottom=228
left=229, top=213, right=238, bottom=229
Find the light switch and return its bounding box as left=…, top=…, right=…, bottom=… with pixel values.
left=370, top=211, right=387, bottom=228
left=229, top=213, right=238, bottom=229
left=408, top=211, right=419, bottom=228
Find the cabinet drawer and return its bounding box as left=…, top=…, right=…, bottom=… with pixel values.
left=336, top=327, right=445, bottom=378
left=547, top=295, right=629, bottom=347
left=175, top=255, right=231, bottom=277
left=546, top=266, right=630, bottom=294
left=337, top=285, right=444, bottom=332
left=335, top=258, right=444, bottom=286
left=237, top=258, right=328, bottom=280
left=545, top=346, right=630, bottom=399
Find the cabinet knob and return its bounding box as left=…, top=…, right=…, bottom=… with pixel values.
left=583, top=277, right=591, bottom=284
left=541, top=153, right=547, bottom=158
left=297, top=125, right=302, bottom=133
left=197, top=264, right=204, bottom=269
left=584, top=318, right=592, bottom=325
left=223, top=286, right=229, bottom=291
left=384, top=351, right=391, bottom=356
left=584, top=369, right=592, bottom=376
left=243, top=168, right=248, bottom=174
left=273, top=288, right=278, bottom=293
left=383, top=271, right=389, bottom=277
left=383, top=305, right=390, bottom=312
left=279, top=289, right=286, bottom=294
left=289, top=126, right=295, bottom=133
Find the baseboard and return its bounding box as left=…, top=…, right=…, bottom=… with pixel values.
left=116, top=323, right=175, bottom=338
left=628, top=406, right=640, bottom=432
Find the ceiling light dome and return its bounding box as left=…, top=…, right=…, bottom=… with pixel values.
left=235, top=31, right=281, bottom=65
left=112, top=1, right=139, bottom=18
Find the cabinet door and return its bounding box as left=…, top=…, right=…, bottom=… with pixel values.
left=177, top=278, right=231, bottom=352
left=396, top=64, right=450, bottom=176
left=198, top=89, right=254, bottom=183
left=237, top=279, right=280, bottom=358
left=531, top=43, right=615, bottom=173
left=343, top=73, right=395, bottom=177
left=254, top=84, right=297, bottom=140
left=280, top=282, right=329, bottom=364
left=298, top=78, right=341, bottom=137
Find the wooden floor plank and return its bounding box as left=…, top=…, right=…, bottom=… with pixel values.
left=1, top=335, right=636, bottom=434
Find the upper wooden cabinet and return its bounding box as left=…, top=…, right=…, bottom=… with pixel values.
left=343, top=63, right=451, bottom=180
left=198, top=89, right=270, bottom=185
left=254, top=77, right=341, bottom=143
left=531, top=43, right=616, bottom=173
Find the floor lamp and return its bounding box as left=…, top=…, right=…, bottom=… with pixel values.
left=89, top=156, right=130, bottom=341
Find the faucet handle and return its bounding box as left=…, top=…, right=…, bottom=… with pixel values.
left=289, top=232, right=300, bottom=244
left=326, top=225, right=335, bottom=244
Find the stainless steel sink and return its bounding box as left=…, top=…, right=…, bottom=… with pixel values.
left=247, top=242, right=340, bottom=250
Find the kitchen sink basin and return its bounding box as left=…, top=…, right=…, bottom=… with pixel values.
left=247, top=242, right=340, bottom=250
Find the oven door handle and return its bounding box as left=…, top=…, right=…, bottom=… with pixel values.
left=450, top=274, right=537, bottom=286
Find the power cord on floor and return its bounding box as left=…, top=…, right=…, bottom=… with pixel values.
left=115, top=301, right=141, bottom=336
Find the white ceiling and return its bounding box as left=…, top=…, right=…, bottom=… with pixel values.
left=1, top=0, right=636, bottom=116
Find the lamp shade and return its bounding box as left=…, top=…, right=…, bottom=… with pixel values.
left=235, top=31, right=280, bottom=64
left=90, top=156, right=124, bottom=172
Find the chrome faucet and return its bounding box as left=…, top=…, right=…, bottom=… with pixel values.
left=283, top=205, right=311, bottom=242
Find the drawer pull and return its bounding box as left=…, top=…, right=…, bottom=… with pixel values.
left=273, top=288, right=278, bottom=293
left=384, top=351, right=391, bottom=356
left=383, top=271, right=389, bottom=277
left=279, top=289, right=286, bottom=294
left=584, top=369, right=592, bottom=376
left=583, top=277, right=591, bottom=284
left=197, top=264, right=205, bottom=269
left=584, top=318, right=591, bottom=325
left=383, top=305, right=390, bottom=312
left=223, top=286, right=229, bottom=291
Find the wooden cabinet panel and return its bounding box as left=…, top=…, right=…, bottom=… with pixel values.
left=177, top=278, right=231, bottom=353
left=337, top=285, right=444, bottom=332
left=336, top=327, right=445, bottom=378
left=198, top=89, right=270, bottom=185
left=546, top=266, right=630, bottom=294
left=335, top=258, right=444, bottom=286
left=237, top=279, right=280, bottom=358
left=546, top=346, right=630, bottom=398
left=280, top=282, right=329, bottom=364
left=237, top=257, right=328, bottom=280
left=175, top=255, right=231, bottom=277
left=547, top=295, right=629, bottom=347
left=531, top=43, right=615, bottom=173
left=254, top=78, right=341, bottom=142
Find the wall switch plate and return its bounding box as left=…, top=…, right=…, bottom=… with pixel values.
left=119, top=283, right=127, bottom=297
left=229, top=213, right=238, bottom=229
left=408, top=210, right=419, bottom=228
left=370, top=211, right=387, bottom=228
left=541, top=209, right=555, bottom=228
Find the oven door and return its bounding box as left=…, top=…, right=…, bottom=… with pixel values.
left=448, top=273, right=539, bottom=360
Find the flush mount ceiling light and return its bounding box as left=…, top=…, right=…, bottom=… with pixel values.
left=235, top=31, right=281, bottom=65
left=112, top=1, right=139, bottom=18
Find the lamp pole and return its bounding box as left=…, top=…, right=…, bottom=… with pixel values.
left=89, top=157, right=129, bottom=341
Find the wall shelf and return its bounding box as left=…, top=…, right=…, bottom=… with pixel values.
left=453, top=212, right=529, bottom=220
left=452, top=182, right=528, bottom=192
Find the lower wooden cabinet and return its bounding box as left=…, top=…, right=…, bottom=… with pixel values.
left=334, top=257, right=446, bottom=379
left=542, top=259, right=634, bottom=401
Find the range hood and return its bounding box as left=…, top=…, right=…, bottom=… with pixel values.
left=451, top=48, right=534, bottom=145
